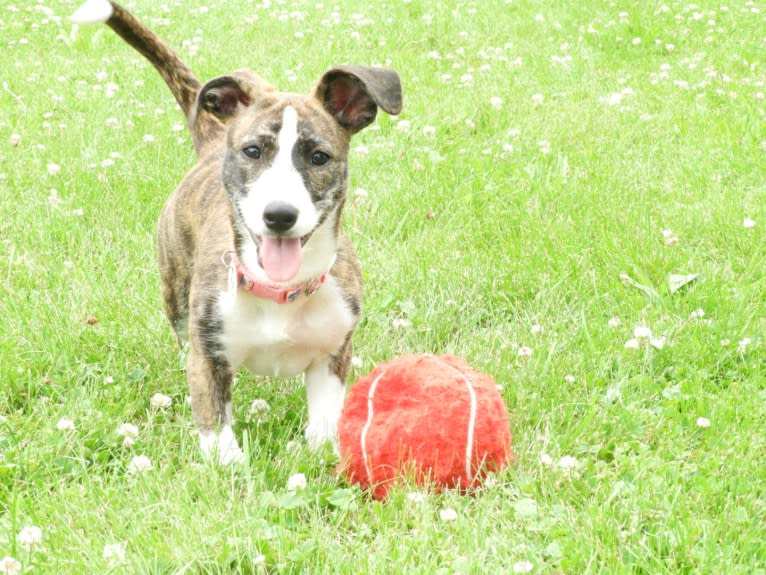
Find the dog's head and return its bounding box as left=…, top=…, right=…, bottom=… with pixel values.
left=194, top=66, right=402, bottom=284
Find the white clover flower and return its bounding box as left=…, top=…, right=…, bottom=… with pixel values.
left=564, top=374, right=576, bottom=384
left=17, top=526, right=42, bottom=549
left=649, top=336, right=666, bottom=350
left=127, top=455, right=153, bottom=474
left=633, top=326, right=652, bottom=338
left=743, top=217, right=756, bottom=229
left=351, top=356, right=363, bottom=368
left=104, top=82, right=119, bottom=98
left=490, top=96, right=503, bottom=108
left=47, top=188, right=60, bottom=206
left=9, top=133, right=21, bottom=147
left=396, top=120, right=411, bottom=132
left=689, top=308, right=705, bottom=320
left=0, top=556, right=21, bottom=575
left=102, top=543, right=126, bottom=565
left=663, top=229, right=679, bottom=245
left=696, top=417, right=711, bottom=428
left=558, top=455, right=580, bottom=475
left=439, top=507, right=458, bottom=522
left=406, top=491, right=427, bottom=503
left=150, top=393, right=172, bottom=409
left=142, top=134, right=156, bottom=143
left=600, top=92, right=624, bottom=106
left=116, top=423, right=139, bottom=442
left=248, top=399, right=271, bottom=421
left=530, top=324, right=542, bottom=334
left=607, top=317, right=621, bottom=328
left=47, top=163, right=61, bottom=175
left=517, top=346, right=533, bottom=357
left=531, top=93, right=544, bottom=104
left=392, top=318, right=411, bottom=329
left=56, top=418, right=76, bottom=431
left=513, top=561, right=534, bottom=573
left=539, top=452, right=553, bottom=466
left=624, top=338, right=641, bottom=349
left=738, top=337, right=752, bottom=353
left=605, top=386, right=622, bottom=402
left=286, top=472, right=307, bottom=492
left=422, top=125, right=436, bottom=136
left=285, top=440, right=302, bottom=453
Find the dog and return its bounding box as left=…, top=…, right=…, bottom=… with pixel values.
left=72, top=0, right=402, bottom=463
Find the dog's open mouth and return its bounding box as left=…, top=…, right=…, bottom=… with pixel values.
left=253, top=233, right=311, bottom=283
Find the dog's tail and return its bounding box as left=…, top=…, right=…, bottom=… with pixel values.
left=72, top=0, right=209, bottom=153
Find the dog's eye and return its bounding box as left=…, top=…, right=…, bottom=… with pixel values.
left=311, top=151, right=330, bottom=166
left=242, top=145, right=262, bottom=159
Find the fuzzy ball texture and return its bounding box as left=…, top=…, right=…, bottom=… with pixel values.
left=338, top=354, right=513, bottom=499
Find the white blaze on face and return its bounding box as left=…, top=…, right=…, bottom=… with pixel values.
left=239, top=105, right=319, bottom=283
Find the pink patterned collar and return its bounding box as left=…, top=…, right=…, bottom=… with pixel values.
left=223, top=251, right=330, bottom=304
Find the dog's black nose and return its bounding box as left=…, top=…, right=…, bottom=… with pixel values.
left=263, top=202, right=299, bottom=233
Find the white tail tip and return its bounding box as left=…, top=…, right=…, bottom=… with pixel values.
left=70, top=0, right=113, bottom=24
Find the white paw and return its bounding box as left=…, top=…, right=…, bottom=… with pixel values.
left=305, top=419, right=339, bottom=455
left=199, top=426, right=245, bottom=465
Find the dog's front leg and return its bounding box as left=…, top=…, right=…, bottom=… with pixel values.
left=186, top=339, right=244, bottom=465
left=304, top=357, right=347, bottom=452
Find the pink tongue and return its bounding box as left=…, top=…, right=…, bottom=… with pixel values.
left=260, top=237, right=303, bottom=282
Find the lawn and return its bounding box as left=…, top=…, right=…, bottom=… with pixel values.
left=1, top=0, right=764, bottom=573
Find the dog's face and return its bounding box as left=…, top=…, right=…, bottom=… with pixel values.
left=195, top=67, right=402, bottom=283
left=224, top=97, right=351, bottom=282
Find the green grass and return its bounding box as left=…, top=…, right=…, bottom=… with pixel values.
left=1, top=0, right=765, bottom=572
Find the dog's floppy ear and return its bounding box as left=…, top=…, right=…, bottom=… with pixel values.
left=194, top=69, right=274, bottom=123
left=313, top=65, right=402, bottom=133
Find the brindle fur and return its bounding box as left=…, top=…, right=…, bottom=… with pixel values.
left=95, top=2, right=401, bottom=446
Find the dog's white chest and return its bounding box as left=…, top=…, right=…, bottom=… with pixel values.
left=217, top=279, right=354, bottom=377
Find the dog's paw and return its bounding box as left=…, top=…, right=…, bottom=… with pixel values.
left=305, top=421, right=339, bottom=456
left=199, top=426, right=246, bottom=465
left=217, top=444, right=245, bottom=466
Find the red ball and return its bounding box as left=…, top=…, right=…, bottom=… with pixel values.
left=338, top=354, right=513, bottom=500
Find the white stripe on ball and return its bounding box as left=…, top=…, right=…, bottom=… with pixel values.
left=436, top=358, right=478, bottom=483
left=360, top=370, right=387, bottom=487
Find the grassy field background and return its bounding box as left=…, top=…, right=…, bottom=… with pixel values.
left=1, top=0, right=765, bottom=572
